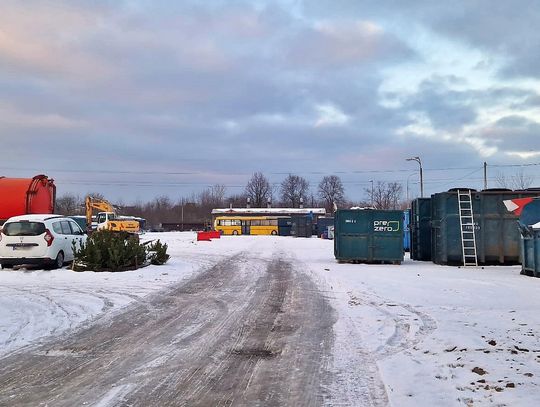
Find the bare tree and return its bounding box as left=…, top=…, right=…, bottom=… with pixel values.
left=245, top=172, right=272, bottom=207
left=495, top=172, right=509, bottom=189
left=495, top=170, right=533, bottom=190
left=280, top=174, right=309, bottom=208
left=511, top=170, right=533, bottom=190
left=55, top=193, right=83, bottom=215
left=318, top=175, right=345, bottom=212
left=199, top=184, right=227, bottom=208
left=364, top=181, right=403, bottom=209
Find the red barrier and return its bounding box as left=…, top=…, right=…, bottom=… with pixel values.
left=197, top=231, right=221, bottom=241
left=207, top=231, right=221, bottom=239
left=197, top=232, right=211, bottom=241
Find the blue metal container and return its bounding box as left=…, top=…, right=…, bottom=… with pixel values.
left=278, top=217, right=292, bottom=236
left=403, top=210, right=411, bottom=252
left=334, top=209, right=404, bottom=264
left=519, top=198, right=540, bottom=227
left=521, top=227, right=540, bottom=277
left=317, top=217, right=334, bottom=237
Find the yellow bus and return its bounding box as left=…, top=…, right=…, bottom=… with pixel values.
left=214, top=216, right=279, bottom=235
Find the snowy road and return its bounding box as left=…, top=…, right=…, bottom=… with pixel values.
left=1, top=233, right=540, bottom=406
left=0, top=246, right=336, bottom=406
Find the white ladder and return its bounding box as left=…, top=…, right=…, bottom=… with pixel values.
left=458, top=190, right=478, bottom=267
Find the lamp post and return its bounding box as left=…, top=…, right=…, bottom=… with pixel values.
left=406, top=171, right=418, bottom=202
left=369, top=180, right=374, bottom=207
left=406, top=156, right=424, bottom=197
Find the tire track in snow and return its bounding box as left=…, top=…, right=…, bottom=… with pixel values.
left=0, top=250, right=335, bottom=407
left=347, top=292, right=438, bottom=359
left=283, top=252, right=390, bottom=407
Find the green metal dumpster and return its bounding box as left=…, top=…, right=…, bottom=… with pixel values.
left=334, top=209, right=404, bottom=264
left=431, top=189, right=539, bottom=265
left=410, top=198, right=432, bottom=261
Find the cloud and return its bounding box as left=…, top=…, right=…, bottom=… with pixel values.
left=285, top=20, right=413, bottom=71
left=1, top=0, right=538, bottom=201
left=0, top=1, right=116, bottom=81
left=314, top=104, right=350, bottom=127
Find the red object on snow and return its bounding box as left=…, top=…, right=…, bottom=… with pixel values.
left=0, top=175, right=56, bottom=222
left=196, top=231, right=221, bottom=241
left=503, top=197, right=535, bottom=215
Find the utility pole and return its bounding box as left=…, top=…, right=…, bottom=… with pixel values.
left=484, top=162, right=488, bottom=190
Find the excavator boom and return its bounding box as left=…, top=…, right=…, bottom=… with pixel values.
left=85, top=196, right=140, bottom=234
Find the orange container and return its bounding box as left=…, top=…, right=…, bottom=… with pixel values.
left=0, top=175, right=56, bottom=221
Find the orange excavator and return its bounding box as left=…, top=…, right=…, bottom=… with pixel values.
left=85, top=196, right=140, bottom=234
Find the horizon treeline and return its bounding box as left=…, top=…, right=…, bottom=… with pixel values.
left=55, top=173, right=409, bottom=227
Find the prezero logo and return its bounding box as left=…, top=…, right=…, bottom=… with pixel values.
left=374, top=220, right=400, bottom=232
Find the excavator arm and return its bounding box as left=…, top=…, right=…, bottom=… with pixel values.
left=85, top=196, right=116, bottom=230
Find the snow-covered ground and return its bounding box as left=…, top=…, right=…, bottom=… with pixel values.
left=0, top=232, right=249, bottom=357
left=291, top=238, right=540, bottom=407
left=1, top=232, right=539, bottom=406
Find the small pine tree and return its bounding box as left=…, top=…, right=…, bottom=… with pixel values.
left=73, top=230, right=150, bottom=272
left=147, top=240, right=170, bottom=265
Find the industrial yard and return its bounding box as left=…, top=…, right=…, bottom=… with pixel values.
left=1, top=233, right=539, bottom=406
left=2, top=1, right=540, bottom=406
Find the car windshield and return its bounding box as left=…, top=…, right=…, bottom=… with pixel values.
left=2, top=221, right=46, bottom=236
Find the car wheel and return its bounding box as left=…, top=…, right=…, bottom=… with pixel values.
left=232, top=230, right=239, bottom=235
left=54, top=251, right=65, bottom=269
left=271, top=230, right=277, bottom=235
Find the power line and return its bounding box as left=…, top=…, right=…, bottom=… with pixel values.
left=2, top=161, right=540, bottom=178
left=0, top=164, right=493, bottom=176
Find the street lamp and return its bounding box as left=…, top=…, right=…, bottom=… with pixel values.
left=406, top=171, right=418, bottom=202
left=369, top=180, right=374, bottom=207
left=406, top=156, right=424, bottom=197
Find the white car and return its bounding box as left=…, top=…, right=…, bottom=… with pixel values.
left=0, top=214, right=87, bottom=269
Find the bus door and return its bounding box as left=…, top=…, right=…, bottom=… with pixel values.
left=241, top=220, right=250, bottom=235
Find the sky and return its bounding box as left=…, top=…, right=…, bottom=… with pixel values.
left=1, top=0, right=540, bottom=203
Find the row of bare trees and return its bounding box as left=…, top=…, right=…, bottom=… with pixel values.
left=495, top=170, right=533, bottom=190
left=54, top=173, right=408, bottom=228
left=243, top=172, right=345, bottom=212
